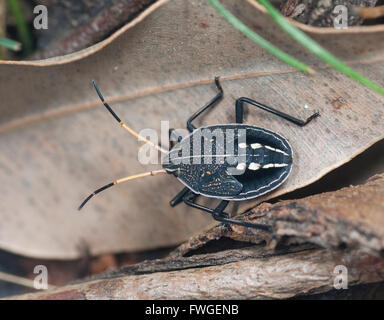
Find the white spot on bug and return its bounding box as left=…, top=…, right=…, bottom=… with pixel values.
left=238, top=143, right=247, bottom=149
left=265, top=145, right=289, bottom=156
left=274, top=163, right=289, bottom=167
left=236, top=163, right=246, bottom=171
left=248, top=163, right=261, bottom=170
left=275, top=148, right=289, bottom=156
left=251, top=143, right=262, bottom=149
left=263, top=163, right=289, bottom=169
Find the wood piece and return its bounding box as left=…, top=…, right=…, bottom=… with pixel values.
left=9, top=248, right=384, bottom=299
left=279, top=0, right=377, bottom=26
left=174, top=174, right=384, bottom=258
left=280, top=0, right=300, bottom=17
left=249, top=0, right=384, bottom=33
left=357, top=5, right=384, bottom=19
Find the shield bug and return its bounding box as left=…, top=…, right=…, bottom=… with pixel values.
left=79, top=77, right=319, bottom=233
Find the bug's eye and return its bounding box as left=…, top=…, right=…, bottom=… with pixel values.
left=165, top=168, right=180, bottom=177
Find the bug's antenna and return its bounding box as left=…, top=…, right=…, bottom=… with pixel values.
left=78, top=169, right=168, bottom=210
left=92, top=80, right=167, bottom=154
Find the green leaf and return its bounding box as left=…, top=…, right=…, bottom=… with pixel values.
left=0, top=37, right=21, bottom=51
left=6, top=0, right=33, bottom=55
left=207, top=0, right=315, bottom=74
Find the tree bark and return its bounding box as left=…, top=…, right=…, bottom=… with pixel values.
left=174, top=173, right=384, bottom=258
left=9, top=174, right=384, bottom=300
left=10, top=247, right=384, bottom=300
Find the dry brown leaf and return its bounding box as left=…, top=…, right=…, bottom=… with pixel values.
left=0, top=0, right=383, bottom=259
left=31, top=0, right=159, bottom=60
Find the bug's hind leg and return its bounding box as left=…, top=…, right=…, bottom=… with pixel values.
left=183, top=193, right=272, bottom=233
left=186, top=77, right=223, bottom=132
left=235, top=97, right=319, bottom=126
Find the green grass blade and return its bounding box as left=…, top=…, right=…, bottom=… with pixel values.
left=6, top=0, right=33, bottom=55
left=0, top=37, right=21, bottom=51
left=257, top=0, right=384, bottom=96
left=207, top=0, right=314, bottom=74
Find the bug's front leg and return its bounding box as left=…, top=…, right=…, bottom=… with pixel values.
left=186, top=77, right=223, bottom=132
left=183, top=193, right=272, bottom=233
left=160, top=128, right=183, bottom=150
left=170, top=187, right=190, bottom=207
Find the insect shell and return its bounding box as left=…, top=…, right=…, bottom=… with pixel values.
left=162, top=123, right=292, bottom=201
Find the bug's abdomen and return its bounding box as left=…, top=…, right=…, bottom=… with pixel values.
left=228, top=125, right=293, bottom=200
left=250, top=143, right=291, bottom=169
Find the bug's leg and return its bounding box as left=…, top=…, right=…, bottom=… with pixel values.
left=170, top=129, right=183, bottom=142
left=186, top=77, right=223, bottom=132
left=212, top=209, right=272, bottom=233
left=159, top=128, right=182, bottom=150
left=183, top=193, right=272, bottom=233
left=211, top=201, right=272, bottom=232
left=235, top=97, right=319, bottom=126
left=169, top=128, right=183, bottom=148
left=170, top=187, right=190, bottom=207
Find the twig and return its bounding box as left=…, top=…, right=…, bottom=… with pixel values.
left=353, top=5, right=384, bottom=19
left=0, top=271, right=37, bottom=289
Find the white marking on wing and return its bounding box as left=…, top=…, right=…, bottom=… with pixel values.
left=274, top=163, right=289, bottom=167
left=239, top=143, right=247, bottom=149
left=236, top=163, right=246, bottom=171
left=251, top=143, right=262, bottom=149
left=261, top=144, right=290, bottom=156
left=248, top=163, right=261, bottom=170
left=273, top=148, right=289, bottom=156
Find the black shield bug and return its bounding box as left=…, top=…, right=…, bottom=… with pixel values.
left=79, top=77, right=319, bottom=233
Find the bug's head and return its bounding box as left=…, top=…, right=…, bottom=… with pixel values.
left=162, top=161, right=181, bottom=177
left=161, top=149, right=183, bottom=176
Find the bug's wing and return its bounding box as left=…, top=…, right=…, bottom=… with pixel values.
left=198, top=168, right=243, bottom=197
